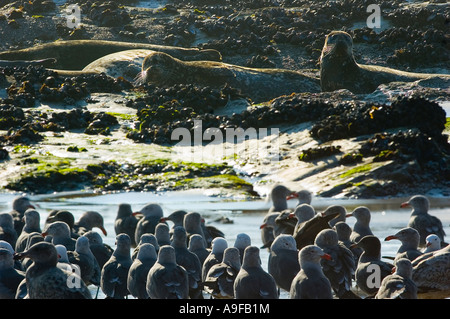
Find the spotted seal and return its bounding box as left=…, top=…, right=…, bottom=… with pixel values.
left=0, top=39, right=222, bottom=69
left=42, top=50, right=320, bottom=103
left=134, top=51, right=321, bottom=102
left=320, top=31, right=450, bottom=94
left=0, top=40, right=320, bottom=102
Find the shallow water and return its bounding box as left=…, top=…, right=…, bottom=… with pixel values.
left=1, top=190, right=449, bottom=299
left=135, top=0, right=169, bottom=9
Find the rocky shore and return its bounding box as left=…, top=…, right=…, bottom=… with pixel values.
left=0, top=0, right=449, bottom=198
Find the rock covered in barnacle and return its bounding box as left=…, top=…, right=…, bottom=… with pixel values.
left=0, top=105, right=26, bottom=129
left=0, top=101, right=119, bottom=138
left=298, top=145, right=342, bottom=162
left=0, top=124, right=44, bottom=145
left=128, top=84, right=237, bottom=114
left=65, top=0, right=132, bottom=27
left=84, top=112, right=119, bottom=135
left=5, top=158, right=248, bottom=196
left=359, top=130, right=450, bottom=168
left=310, top=97, right=447, bottom=142
left=245, top=55, right=275, bottom=68
left=0, top=66, right=125, bottom=107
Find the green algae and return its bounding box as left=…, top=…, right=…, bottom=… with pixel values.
left=298, top=145, right=341, bottom=162
left=339, top=164, right=373, bottom=179
left=105, top=112, right=136, bottom=121
left=12, top=145, right=36, bottom=154
left=7, top=166, right=94, bottom=193
left=174, top=174, right=255, bottom=194
left=373, top=150, right=397, bottom=162
left=6, top=156, right=255, bottom=196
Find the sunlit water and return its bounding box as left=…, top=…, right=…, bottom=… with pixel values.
left=1, top=190, right=449, bottom=299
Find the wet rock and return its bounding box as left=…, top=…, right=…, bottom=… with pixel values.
left=0, top=105, right=26, bottom=129
left=310, top=97, right=447, bottom=142
left=6, top=81, right=36, bottom=108
left=119, top=30, right=134, bottom=38
left=84, top=112, right=118, bottom=135
left=48, top=109, right=93, bottom=130
left=0, top=147, right=9, bottom=160
left=360, top=129, right=450, bottom=168
left=129, top=84, right=233, bottom=113
left=387, top=6, right=449, bottom=30
left=298, top=145, right=342, bottom=162
left=161, top=4, right=178, bottom=14
left=340, top=152, right=363, bottom=165
left=5, top=158, right=251, bottom=195
left=0, top=124, right=44, bottom=145
left=67, top=146, right=87, bottom=152
left=245, top=55, right=275, bottom=68
left=23, top=0, right=56, bottom=14
left=87, top=1, right=132, bottom=27
left=0, top=65, right=123, bottom=106
left=135, top=31, right=146, bottom=39
left=348, top=181, right=395, bottom=198
left=129, top=93, right=329, bottom=144
left=7, top=19, right=20, bottom=28
left=7, top=167, right=95, bottom=194
left=67, top=27, right=86, bottom=40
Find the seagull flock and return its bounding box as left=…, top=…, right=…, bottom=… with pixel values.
left=0, top=186, right=449, bottom=299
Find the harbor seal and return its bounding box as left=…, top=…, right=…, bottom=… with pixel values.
left=0, top=41, right=320, bottom=102
left=320, top=31, right=450, bottom=94
left=131, top=51, right=321, bottom=102
left=42, top=50, right=320, bottom=103
left=0, top=39, right=222, bottom=69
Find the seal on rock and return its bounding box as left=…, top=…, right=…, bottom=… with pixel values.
left=43, top=50, right=320, bottom=103
left=1, top=41, right=320, bottom=102
left=0, top=39, right=222, bottom=69
left=319, top=31, right=450, bottom=94
left=134, top=51, right=321, bottom=102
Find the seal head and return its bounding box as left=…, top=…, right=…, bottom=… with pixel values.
left=136, top=51, right=236, bottom=88
left=320, top=31, right=450, bottom=94
left=137, top=52, right=184, bottom=86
